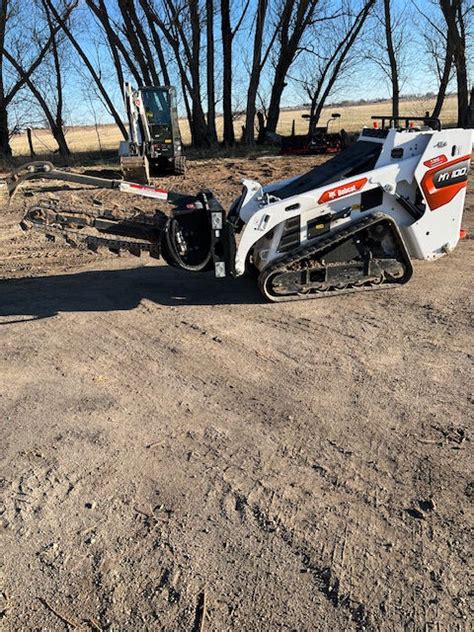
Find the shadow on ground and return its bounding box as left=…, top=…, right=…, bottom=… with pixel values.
left=0, top=265, right=263, bottom=320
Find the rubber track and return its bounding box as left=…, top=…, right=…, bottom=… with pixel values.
left=258, top=212, right=413, bottom=302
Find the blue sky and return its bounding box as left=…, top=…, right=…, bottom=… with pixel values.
left=21, top=0, right=473, bottom=126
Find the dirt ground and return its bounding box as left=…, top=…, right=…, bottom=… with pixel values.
left=0, top=153, right=473, bottom=631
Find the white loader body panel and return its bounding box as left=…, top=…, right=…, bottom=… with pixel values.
left=234, top=126, right=473, bottom=276
left=408, top=128, right=472, bottom=259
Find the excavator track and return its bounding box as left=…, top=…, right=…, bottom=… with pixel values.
left=21, top=203, right=165, bottom=258
left=258, top=212, right=413, bottom=302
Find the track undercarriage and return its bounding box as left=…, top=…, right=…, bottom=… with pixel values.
left=258, top=214, right=413, bottom=302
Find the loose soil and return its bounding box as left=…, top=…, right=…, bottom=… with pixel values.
left=0, top=154, right=473, bottom=631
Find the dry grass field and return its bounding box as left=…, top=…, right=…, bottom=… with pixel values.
left=10, top=94, right=459, bottom=157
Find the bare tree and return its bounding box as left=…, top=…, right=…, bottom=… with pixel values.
left=383, top=0, right=399, bottom=118
left=43, top=0, right=127, bottom=138
left=139, top=0, right=171, bottom=85
left=365, top=0, right=407, bottom=120
left=425, top=38, right=453, bottom=119
left=243, top=0, right=270, bottom=145
left=266, top=0, right=321, bottom=134
left=146, top=0, right=210, bottom=147
left=0, top=0, right=73, bottom=158
left=148, top=1, right=195, bottom=133
left=40, top=0, right=71, bottom=157
left=188, top=0, right=209, bottom=144
left=5, top=0, right=463, bottom=160
left=118, top=0, right=160, bottom=85
left=86, top=0, right=142, bottom=89
left=297, top=0, right=375, bottom=127
left=3, top=50, right=72, bottom=157
left=220, top=0, right=250, bottom=145
left=414, top=1, right=454, bottom=119
left=439, top=0, right=470, bottom=126
left=206, top=0, right=218, bottom=144
left=119, top=0, right=152, bottom=84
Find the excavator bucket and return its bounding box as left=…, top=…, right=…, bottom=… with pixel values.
left=120, top=155, right=150, bottom=185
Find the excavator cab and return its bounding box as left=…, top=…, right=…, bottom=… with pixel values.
left=119, top=83, right=186, bottom=184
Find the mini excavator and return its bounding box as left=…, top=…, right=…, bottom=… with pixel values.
left=119, top=82, right=186, bottom=183
left=2, top=116, right=472, bottom=302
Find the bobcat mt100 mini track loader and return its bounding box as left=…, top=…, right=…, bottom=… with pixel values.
left=5, top=116, right=472, bottom=303
left=119, top=82, right=186, bottom=184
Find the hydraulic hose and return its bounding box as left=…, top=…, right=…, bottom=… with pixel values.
left=161, top=215, right=212, bottom=272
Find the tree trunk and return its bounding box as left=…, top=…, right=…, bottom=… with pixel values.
left=87, top=0, right=142, bottom=88
left=266, top=0, right=318, bottom=134
left=467, top=86, right=474, bottom=128
left=179, top=72, right=193, bottom=143
left=0, top=0, right=11, bottom=159
left=150, top=0, right=209, bottom=146
left=206, top=0, right=218, bottom=144
left=439, top=0, right=468, bottom=127
left=266, top=67, right=287, bottom=134
left=52, top=125, right=71, bottom=159
left=243, top=0, right=267, bottom=145
left=188, top=0, right=209, bottom=147
left=140, top=0, right=171, bottom=85
left=0, top=0, right=72, bottom=158
left=453, top=57, right=468, bottom=127
left=384, top=0, right=399, bottom=119
left=431, top=44, right=452, bottom=119
left=308, top=34, right=348, bottom=126
left=174, top=41, right=200, bottom=146
left=256, top=110, right=266, bottom=144
left=87, top=0, right=125, bottom=91
left=117, top=0, right=152, bottom=85
left=26, top=127, right=36, bottom=157
left=264, top=0, right=292, bottom=134
left=0, top=103, right=11, bottom=159
left=43, top=0, right=71, bottom=158
left=121, top=0, right=160, bottom=85
left=221, top=0, right=234, bottom=145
